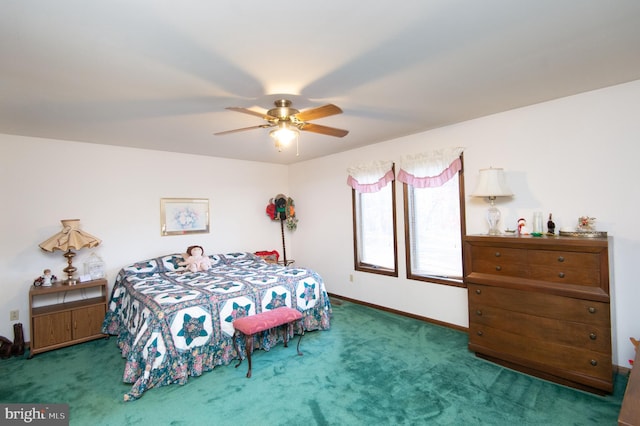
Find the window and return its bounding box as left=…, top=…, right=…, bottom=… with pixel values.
left=349, top=162, right=397, bottom=276
left=400, top=149, right=465, bottom=287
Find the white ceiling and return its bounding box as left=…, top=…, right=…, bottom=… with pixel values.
left=2, top=1, right=640, bottom=165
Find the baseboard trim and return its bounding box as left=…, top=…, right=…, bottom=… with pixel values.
left=327, top=292, right=467, bottom=333
left=617, top=364, right=631, bottom=376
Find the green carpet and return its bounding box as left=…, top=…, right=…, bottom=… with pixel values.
left=0, top=300, right=627, bottom=425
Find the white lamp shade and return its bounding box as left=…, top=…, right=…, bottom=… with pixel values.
left=471, top=168, right=513, bottom=197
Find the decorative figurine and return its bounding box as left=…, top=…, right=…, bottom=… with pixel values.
left=43, top=269, right=53, bottom=286
left=33, top=269, right=57, bottom=287
left=517, top=218, right=530, bottom=235
left=578, top=216, right=596, bottom=231
left=547, top=213, right=555, bottom=234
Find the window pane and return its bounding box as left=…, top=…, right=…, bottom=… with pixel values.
left=358, top=186, right=395, bottom=269
left=407, top=177, right=462, bottom=279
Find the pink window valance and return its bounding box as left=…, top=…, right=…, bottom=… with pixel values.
left=397, top=147, right=464, bottom=188
left=347, top=160, right=395, bottom=193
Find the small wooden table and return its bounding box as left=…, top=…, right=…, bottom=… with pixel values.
left=29, top=279, right=107, bottom=358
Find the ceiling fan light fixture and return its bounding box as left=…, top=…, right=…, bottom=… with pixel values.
left=216, top=99, right=347, bottom=155
left=270, top=122, right=299, bottom=152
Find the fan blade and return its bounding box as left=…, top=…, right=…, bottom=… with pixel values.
left=300, top=122, right=349, bottom=138
left=226, top=107, right=274, bottom=120
left=214, top=124, right=272, bottom=136
left=294, top=104, right=343, bottom=122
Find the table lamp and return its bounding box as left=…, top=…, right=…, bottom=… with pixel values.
left=471, top=168, right=513, bottom=235
left=39, top=219, right=101, bottom=285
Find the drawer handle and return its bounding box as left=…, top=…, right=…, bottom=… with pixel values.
left=557, top=256, right=565, bottom=262
left=590, top=359, right=598, bottom=367
left=589, top=333, right=597, bottom=340
left=495, top=265, right=502, bottom=271
left=475, top=289, right=481, bottom=295
left=494, top=252, right=501, bottom=258
left=477, top=331, right=483, bottom=336
left=588, top=307, right=597, bottom=314
left=476, top=310, right=482, bottom=316
left=558, top=272, right=565, bottom=278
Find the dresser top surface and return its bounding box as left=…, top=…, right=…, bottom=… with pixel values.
left=465, top=234, right=609, bottom=248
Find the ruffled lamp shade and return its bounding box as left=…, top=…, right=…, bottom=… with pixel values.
left=39, top=219, right=101, bottom=284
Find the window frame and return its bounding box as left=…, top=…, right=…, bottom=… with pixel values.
left=403, top=155, right=466, bottom=287
left=351, top=165, right=398, bottom=277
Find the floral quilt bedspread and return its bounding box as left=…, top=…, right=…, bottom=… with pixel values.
left=102, top=252, right=332, bottom=401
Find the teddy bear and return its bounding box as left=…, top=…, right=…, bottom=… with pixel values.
left=179, top=245, right=212, bottom=273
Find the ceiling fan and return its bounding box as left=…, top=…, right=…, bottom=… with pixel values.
left=214, top=99, right=349, bottom=151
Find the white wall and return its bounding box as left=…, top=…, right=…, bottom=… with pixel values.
left=289, top=79, right=640, bottom=368
left=2, top=80, right=638, bottom=368
left=0, top=136, right=289, bottom=342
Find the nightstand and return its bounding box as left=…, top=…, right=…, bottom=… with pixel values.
left=28, top=278, right=108, bottom=358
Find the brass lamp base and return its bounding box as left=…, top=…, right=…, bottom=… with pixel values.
left=63, top=249, right=77, bottom=285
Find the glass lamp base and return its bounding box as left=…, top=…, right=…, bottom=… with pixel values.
left=486, top=204, right=502, bottom=235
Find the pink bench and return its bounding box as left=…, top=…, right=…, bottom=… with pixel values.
left=233, top=307, right=304, bottom=378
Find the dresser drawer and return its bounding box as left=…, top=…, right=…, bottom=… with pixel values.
left=528, top=250, right=601, bottom=286
left=468, top=284, right=610, bottom=326
left=528, top=265, right=600, bottom=286
left=470, top=246, right=527, bottom=276
left=468, top=324, right=613, bottom=383
left=469, top=303, right=611, bottom=353
left=527, top=250, right=600, bottom=269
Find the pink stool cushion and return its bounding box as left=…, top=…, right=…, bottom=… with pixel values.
left=233, top=307, right=302, bottom=335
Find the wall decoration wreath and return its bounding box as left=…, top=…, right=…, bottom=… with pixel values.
left=265, top=194, right=297, bottom=266
left=266, top=194, right=298, bottom=231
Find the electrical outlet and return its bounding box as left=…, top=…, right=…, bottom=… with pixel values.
left=9, top=310, right=19, bottom=321
left=349, top=274, right=354, bottom=282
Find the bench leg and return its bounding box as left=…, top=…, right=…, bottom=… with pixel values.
left=286, top=321, right=304, bottom=356
left=283, top=323, right=289, bottom=348
left=244, top=334, right=253, bottom=378
left=235, top=320, right=304, bottom=379
left=233, top=331, right=242, bottom=369
left=296, top=329, right=304, bottom=356
left=285, top=321, right=304, bottom=356
left=233, top=331, right=254, bottom=378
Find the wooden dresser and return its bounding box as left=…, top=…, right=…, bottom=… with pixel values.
left=464, top=234, right=612, bottom=394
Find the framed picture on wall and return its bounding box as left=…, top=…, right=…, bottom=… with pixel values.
left=160, top=198, right=210, bottom=236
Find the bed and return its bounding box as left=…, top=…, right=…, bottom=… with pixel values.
left=101, top=251, right=332, bottom=401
